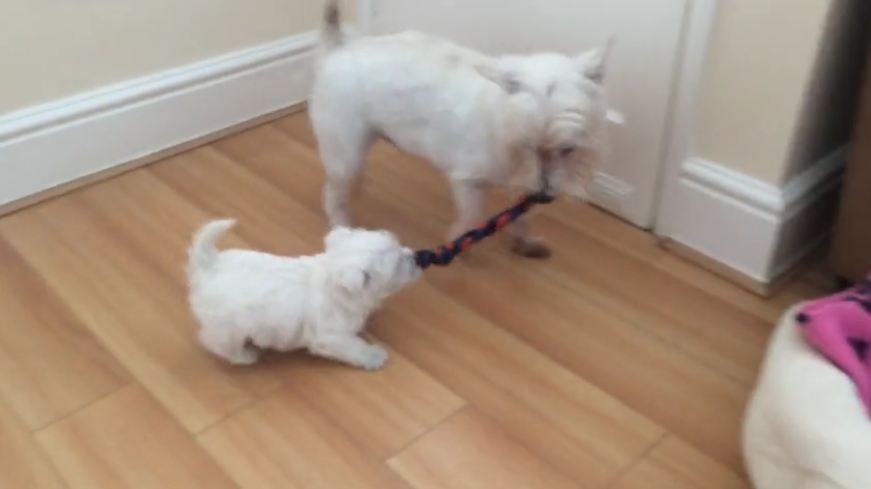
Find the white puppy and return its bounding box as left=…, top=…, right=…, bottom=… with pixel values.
left=187, top=220, right=420, bottom=369
left=311, top=1, right=612, bottom=258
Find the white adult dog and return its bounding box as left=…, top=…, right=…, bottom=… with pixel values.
left=310, top=1, right=612, bottom=257
left=187, top=220, right=420, bottom=369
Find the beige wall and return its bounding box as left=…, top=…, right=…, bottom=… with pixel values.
left=0, top=0, right=354, bottom=114
left=785, top=1, right=871, bottom=180
left=693, top=0, right=832, bottom=184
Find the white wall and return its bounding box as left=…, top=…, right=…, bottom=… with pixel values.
left=0, top=0, right=354, bottom=114
left=692, top=0, right=831, bottom=184
left=0, top=0, right=360, bottom=211
left=785, top=1, right=871, bottom=182
left=658, top=0, right=870, bottom=286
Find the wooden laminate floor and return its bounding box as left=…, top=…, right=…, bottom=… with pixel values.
left=0, top=112, right=832, bottom=488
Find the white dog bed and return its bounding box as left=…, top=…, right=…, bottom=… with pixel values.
left=744, top=306, right=871, bottom=489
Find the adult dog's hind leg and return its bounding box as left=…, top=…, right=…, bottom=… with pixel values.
left=311, top=104, right=372, bottom=228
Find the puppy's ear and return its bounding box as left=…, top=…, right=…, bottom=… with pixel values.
left=325, top=226, right=353, bottom=250
left=576, top=38, right=614, bottom=83
left=335, top=267, right=371, bottom=293
left=476, top=60, right=522, bottom=94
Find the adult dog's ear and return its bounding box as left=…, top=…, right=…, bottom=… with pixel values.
left=476, top=59, right=522, bottom=94
left=576, top=37, right=614, bottom=84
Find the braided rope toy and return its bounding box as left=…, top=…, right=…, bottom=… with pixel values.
left=414, top=192, right=555, bottom=269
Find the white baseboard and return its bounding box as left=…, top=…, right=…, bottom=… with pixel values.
left=0, top=31, right=318, bottom=208
left=588, top=172, right=635, bottom=218
left=667, top=149, right=846, bottom=283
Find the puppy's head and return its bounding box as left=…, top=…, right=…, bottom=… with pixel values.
left=324, top=227, right=420, bottom=301
left=478, top=40, right=615, bottom=199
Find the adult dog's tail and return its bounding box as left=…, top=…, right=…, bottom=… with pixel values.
left=188, top=219, right=235, bottom=282
left=321, top=0, right=344, bottom=50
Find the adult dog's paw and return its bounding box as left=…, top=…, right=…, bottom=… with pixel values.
left=511, top=237, right=552, bottom=259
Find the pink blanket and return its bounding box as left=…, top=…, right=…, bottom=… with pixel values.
left=799, top=274, right=871, bottom=415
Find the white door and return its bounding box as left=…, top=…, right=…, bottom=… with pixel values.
left=364, top=0, right=687, bottom=228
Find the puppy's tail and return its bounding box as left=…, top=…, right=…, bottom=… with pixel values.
left=188, top=219, right=236, bottom=281
left=321, top=0, right=344, bottom=50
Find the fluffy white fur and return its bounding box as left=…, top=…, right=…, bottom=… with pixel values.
left=310, top=1, right=612, bottom=257
left=744, top=306, right=871, bottom=489
left=187, top=220, right=420, bottom=369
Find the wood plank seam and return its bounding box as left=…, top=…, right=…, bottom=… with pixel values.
left=0, top=395, right=72, bottom=488
left=190, top=392, right=271, bottom=437
left=26, top=382, right=132, bottom=435
left=381, top=403, right=469, bottom=462
left=385, top=405, right=585, bottom=487
left=603, top=431, right=669, bottom=488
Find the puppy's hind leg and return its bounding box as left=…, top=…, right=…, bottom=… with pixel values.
left=309, top=334, right=389, bottom=370
left=198, top=327, right=259, bottom=366
left=324, top=170, right=361, bottom=228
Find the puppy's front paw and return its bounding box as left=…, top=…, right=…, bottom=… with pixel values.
left=511, top=237, right=552, bottom=259
left=361, top=345, right=389, bottom=371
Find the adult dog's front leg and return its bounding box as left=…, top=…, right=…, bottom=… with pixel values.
left=509, top=214, right=552, bottom=259
left=448, top=180, right=486, bottom=240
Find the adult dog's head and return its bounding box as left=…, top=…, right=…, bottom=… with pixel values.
left=478, top=41, right=614, bottom=199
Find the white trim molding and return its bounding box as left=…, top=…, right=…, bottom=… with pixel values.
left=654, top=0, right=720, bottom=230
left=588, top=171, right=635, bottom=217
left=0, top=31, right=318, bottom=209
left=356, top=0, right=376, bottom=34
left=666, top=149, right=846, bottom=284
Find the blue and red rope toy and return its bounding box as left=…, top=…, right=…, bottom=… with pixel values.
left=414, top=191, right=555, bottom=269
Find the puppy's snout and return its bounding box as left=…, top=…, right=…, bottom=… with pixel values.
left=404, top=248, right=423, bottom=276
left=406, top=249, right=418, bottom=266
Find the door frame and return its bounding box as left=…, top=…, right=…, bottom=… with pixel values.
left=356, top=0, right=376, bottom=34
left=652, top=0, right=720, bottom=234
